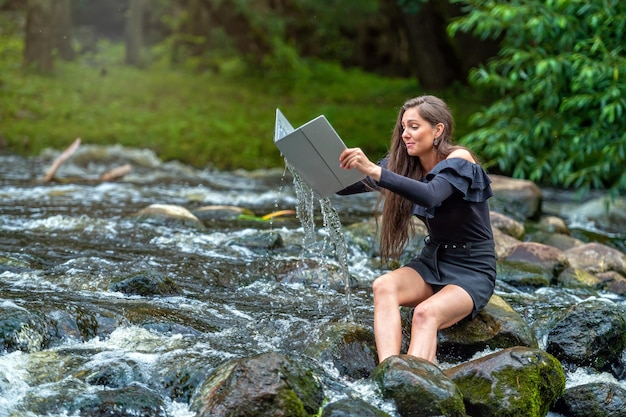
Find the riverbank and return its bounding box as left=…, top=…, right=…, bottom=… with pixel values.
left=0, top=39, right=487, bottom=170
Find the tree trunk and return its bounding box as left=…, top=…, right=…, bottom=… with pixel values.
left=385, top=0, right=464, bottom=90
left=53, top=0, right=75, bottom=61
left=125, top=0, right=145, bottom=67
left=23, top=0, right=54, bottom=72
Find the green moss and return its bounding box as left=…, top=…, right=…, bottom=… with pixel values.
left=454, top=351, right=565, bottom=417
left=274, top=389, right=308, bottom=417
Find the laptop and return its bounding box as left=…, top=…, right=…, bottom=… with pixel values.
left=274, top=109, right=366, bottom=197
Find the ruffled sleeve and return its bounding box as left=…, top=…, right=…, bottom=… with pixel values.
left=411, top=158, right=493, bottom=219
left=425, top=158, right=493, bottom=203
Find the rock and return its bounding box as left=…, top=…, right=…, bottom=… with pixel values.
left=372, top=355, right=466, bottom=417
left=496, top=259, right=554, bottom=288
left=546, top=298, right=626, bottom=373
left=489, top=175, right=542, bottom=220
left=490, top=211, right=525, bottom=239
left=498, top=242, right=569, bottom=287
left=614, top=349, right=626, bottom=380
left=570, top=196, right=626, bottom=234
left=0, top=304, right=50, bottom=353
left=596, top=271, right=626, bottom=295
left=72, top=383, right=168, bottom=416
left=74, top=356, right=146, bottom=388
left=444, top=347, right=565, bottom=417
left=536, top=215, right=570, bottom=234
left=502, top=242, right=569, bottom=275
left=556, top=267, right=603, bottom=290
left=493, top=227, right=521, bottom=259
left=438, top=294, right=538, bottom=362
left=307, top=322, right=377, bottom=380
left=109, top=270, right=182, bottom=297
left=154, top=351, right=215, bottom=403
left=553, top=382, right=626, bottom=417
left=527, top=231, right=584, bottom=252
left=322, top=398, right=391, bottom=417
left=228, top=231, right=284, bottom=251
left=190, top=352, right=324, bottom=417
left=563, top=242, right=626, bottom=275
left=18, top=380, right=168, bottom=417
left=133, top=204, right=205, bottom=229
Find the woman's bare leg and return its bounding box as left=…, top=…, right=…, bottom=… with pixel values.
left=372, top=267, right=434, bottom=363
left=406, top=284, right=474, bottom=362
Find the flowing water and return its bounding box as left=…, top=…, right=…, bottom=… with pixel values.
left=0, top=147, right=624, bottom=416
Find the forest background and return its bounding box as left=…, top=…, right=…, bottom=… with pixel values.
left=1, top=0, right=624, bottom=197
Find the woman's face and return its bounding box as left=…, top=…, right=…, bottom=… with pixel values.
left=400, top=107, right=442, bottom=158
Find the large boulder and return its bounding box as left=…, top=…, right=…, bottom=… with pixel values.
left=444, top=347, right=565, bottom=417
left=563, top=242, right=626, bottom=276
left=546, top=298, right=626, bottom=374
left=570, top=196, right=626, bottom=234
left=438, top=294, right=538, bottom=362
left=489, top=175, right=542, bottom=220
left=190, top=352, right=324, bottom=417
left=498, top=242, right=569, bottom=287
left=371, top=355, right=466, bottom=417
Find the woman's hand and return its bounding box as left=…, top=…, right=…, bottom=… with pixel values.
left=339, top=148, right=382, bottom=181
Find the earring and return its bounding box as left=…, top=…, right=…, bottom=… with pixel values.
left=433, top=138, right=440, bottom=146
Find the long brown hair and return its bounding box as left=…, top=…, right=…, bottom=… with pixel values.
left=377, top=95, right=475, bottom=261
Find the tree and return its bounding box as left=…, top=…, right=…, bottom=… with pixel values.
left=24, top=0, right=54, bottom=71
left=125, top=0, right=145, bottom=66
left=450, top=0, right=626, bottom=197
left=53, top=0, right=75, bottom=61
left=23, top=0, right=75, bottom=71
left=388, top=0, right=463, bottom=89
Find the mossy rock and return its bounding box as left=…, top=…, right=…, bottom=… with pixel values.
left=445, top=347, right=565, bottom=417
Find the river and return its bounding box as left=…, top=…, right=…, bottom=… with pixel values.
left=0, top=146, right=624, bottom=416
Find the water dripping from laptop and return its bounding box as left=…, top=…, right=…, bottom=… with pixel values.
left=287, top=162, right=355, bottom=321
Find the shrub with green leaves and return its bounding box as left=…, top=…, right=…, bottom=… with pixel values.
left=450, top=0, right=626, bottom=197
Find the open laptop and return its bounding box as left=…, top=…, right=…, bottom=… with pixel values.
left=274, top=109, right=366, bottom=197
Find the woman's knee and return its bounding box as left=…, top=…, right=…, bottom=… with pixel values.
left=372, top=274, right=395, bottom=299
left=411, top=303, right=437, bottom=327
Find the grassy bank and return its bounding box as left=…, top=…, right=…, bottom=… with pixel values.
left=1, top=38, right=485, bottom=170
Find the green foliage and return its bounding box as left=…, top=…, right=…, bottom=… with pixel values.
left=450, top=0, right=626, bottom=197
left=0, top=36, right=416, bottom=170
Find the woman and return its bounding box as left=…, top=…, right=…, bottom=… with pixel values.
left=338, top=95, right=496, bottom=364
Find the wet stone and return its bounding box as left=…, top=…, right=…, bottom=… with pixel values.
left=554, top=382, right=626, bottom=417
left=372, top=355, right=466, bottom=417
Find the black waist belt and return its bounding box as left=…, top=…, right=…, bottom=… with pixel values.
left=423, top=235, right=494, bottom=280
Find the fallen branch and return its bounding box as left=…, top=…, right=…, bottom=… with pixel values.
left=38, top=138, right=133, bottom=183
left=99, top=164, right=132, bottom=182
left=39, top=137, right=81, bottom=182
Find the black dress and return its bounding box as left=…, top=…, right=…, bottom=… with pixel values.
left=338, top=157, right=497, bottom=317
